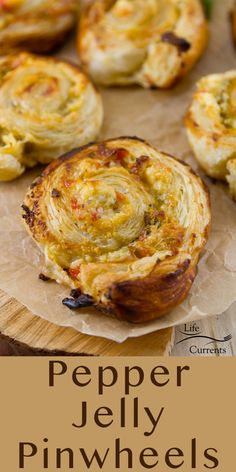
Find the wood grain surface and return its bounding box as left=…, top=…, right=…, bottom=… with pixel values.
left=0, top=290, right=174, bottom=356
left=0, top=288, right=235, bottom=357
left=172, top=308, right=236, bottom=357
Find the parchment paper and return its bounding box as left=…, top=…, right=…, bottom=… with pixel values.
left=0, top=0, right=235, bottom=343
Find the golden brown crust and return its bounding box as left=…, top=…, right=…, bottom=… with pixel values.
left=104, top=258, right=197, bottom=322
left=22, top=137, right=211, bottom=323
left=0, top=52, right=103, bottom=181
left=77, top=0, right=208, bottom=88
left=0, top=0, right=79, bottom=55
left=185, top=71, right=236, bottom=200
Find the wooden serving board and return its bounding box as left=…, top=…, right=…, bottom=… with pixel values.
left=0, top=290, right=174, bottom=356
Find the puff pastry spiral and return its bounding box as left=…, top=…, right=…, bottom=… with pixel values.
left=0, top=0, right=79, bottom=54
left=22, top=137, right=210, bottom=323
left=78, top=0, right=208, bottom=88
left=185, top=71, right=236, bottom=200
left=0, top=53, right=103, bottom=181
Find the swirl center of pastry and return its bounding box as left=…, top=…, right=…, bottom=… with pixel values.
left=9, top=68, right=69, bottom=115
left=20, top=75, right=59, bottom=99
left=47, top=158, right=153, bottom=257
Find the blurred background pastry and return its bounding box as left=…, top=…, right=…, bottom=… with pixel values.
left=0, top=53, right=103, bottom=181
left=0, top=0, right=79, bottom=55
left=22, top=137, right=211, bottom=323
left=185, top=71, right=236, bottom=200
left=78, top=0, right=208, bottom=88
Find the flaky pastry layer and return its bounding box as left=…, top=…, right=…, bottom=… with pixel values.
left=78, top=0, right=208, bottom=88
left=0, top=52, right=103, bottom=181
left=0, top=0, right=79, bottom=54
left=22, top=137, right=211, bottom=323
left=185, top=71, right=236, bottom=200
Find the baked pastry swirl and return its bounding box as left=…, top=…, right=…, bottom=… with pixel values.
left=22, top=137, right=211, bottom=323
left=185, top=71, right=236, bottom=200
left=0, top=0, right=79, bottom=54
left=0, top=53, right=103, bottom=181
left=78, top=0, right=208, bottom=88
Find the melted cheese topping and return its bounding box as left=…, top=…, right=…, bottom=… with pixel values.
left=0, top=0, right=78, bottom=53
left=185, top=71, right=236, bottom=197
left=78, top=0, right=208, bottom=88
left=22, top=138, right=210, bottom=303
left=0, top=53, right=104, bottom=181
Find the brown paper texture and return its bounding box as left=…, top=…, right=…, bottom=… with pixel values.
left=0, top=0, right=235, bottom=343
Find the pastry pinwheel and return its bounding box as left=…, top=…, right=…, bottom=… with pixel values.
left=0, top=53, right=103, bottom=181
left=78, top=0, right=208, bottom=88
left=0, top=0, right=79, bottom=54
left=22, top=137, right=211, bottom=323
left=185, top=71, right=236, bottom=200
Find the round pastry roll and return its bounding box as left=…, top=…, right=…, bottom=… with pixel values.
left=77, top=0, right=208, bottom=88
left=185, top=71, right=236, bottom=200
left=0, top=53, right=103, bottom=181
left=22, top=137, right=210, bottom=323
left=0, top=0, right=79, bottom=54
